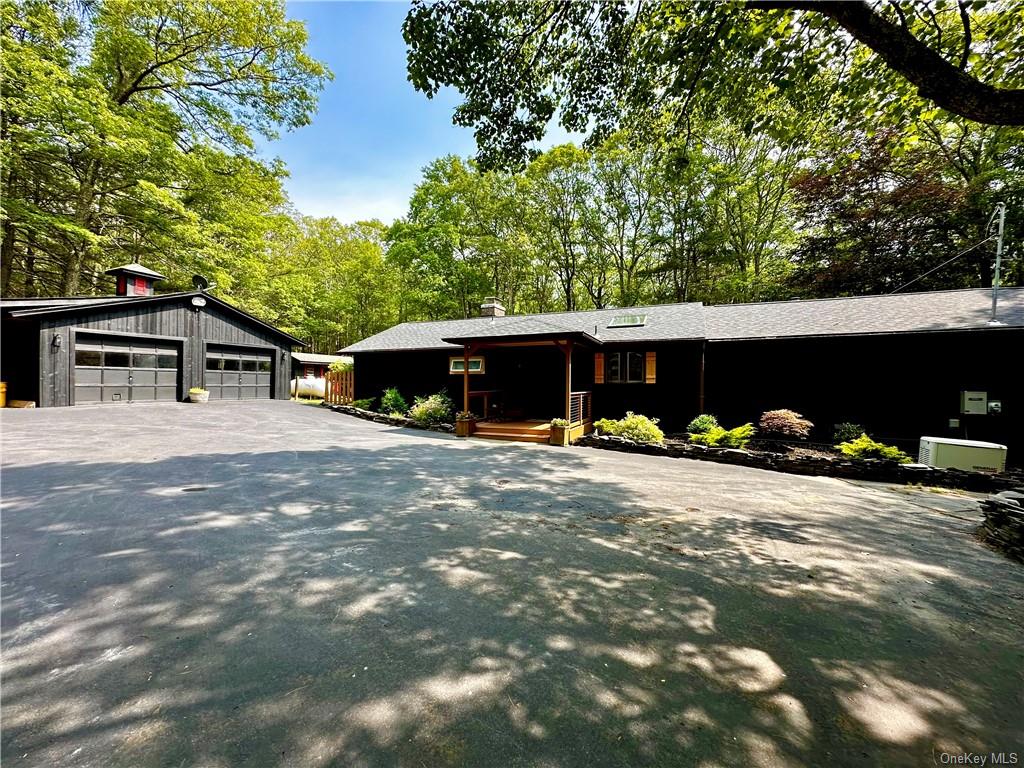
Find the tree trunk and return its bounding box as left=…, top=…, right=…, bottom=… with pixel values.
left=61, top=158, right=102, bottom=295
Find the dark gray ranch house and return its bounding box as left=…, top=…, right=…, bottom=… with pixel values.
left=1, top=264, right=304, bottom=407
left=341, top=288, right=1023, bottom=456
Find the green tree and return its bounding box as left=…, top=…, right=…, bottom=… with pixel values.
left=404, top=1, right=1024, bottom=170
left=1, top=0, right=329, bottom=296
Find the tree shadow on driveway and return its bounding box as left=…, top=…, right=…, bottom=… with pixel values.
left=2, top=429, right=1022, bottom=767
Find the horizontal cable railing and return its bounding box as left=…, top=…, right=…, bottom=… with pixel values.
left=569, top=391, right=592, bottom=425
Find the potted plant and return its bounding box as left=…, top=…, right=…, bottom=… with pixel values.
left=188, top=387, right=210, bottom=403
left=455, top=410, right=477, bottom=437
left=550, top=417, right=570, bottom=446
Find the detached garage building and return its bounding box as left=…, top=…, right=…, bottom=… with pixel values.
left=0, top=264, right=303, bottom=407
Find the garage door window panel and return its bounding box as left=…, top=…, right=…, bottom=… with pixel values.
left=105, top=351, right=130, bottom=368
left=75, top=349, right=102, bottom=367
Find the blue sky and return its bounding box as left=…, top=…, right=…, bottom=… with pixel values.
left=257, top=1, right=573, bottom=225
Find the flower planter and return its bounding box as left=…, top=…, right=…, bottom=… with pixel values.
left=188, top=391, right=210, bottom=403
left=550, top=425, right=570, bottom=446
left=456, top=418, right=477, bottom=437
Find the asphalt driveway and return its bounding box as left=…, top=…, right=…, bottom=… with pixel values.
left=1, top=401, right=1021, bottom=767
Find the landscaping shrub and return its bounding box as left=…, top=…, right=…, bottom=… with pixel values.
left=329, top=359, right=354, bottom=373
left=689, top=423, right=755, bottom=449
left=353, top=397, right=375, bottom=410
left=408, top=391, right=454, bottom=425
left=380, top=387, right=408, bottom=414
left=833, top=422, right=864, bottom=443
left=836, top=434, right=912, bottom=463
left=594, top=412, right=665, bottom=444
left=686, top=414, right=719, bottom=434
left=550, top=418, right=569, bottom=427
left=758, top=409, right=813, bottom=438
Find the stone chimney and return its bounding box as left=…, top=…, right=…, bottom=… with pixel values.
left=480, top=297, right=505, bottom=317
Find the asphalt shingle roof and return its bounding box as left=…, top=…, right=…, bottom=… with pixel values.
left=705, top=287, right=1024, bottom=340
left=341, top=287, right=1023, bottom=353
left=341, top=302, right=707, bottom=352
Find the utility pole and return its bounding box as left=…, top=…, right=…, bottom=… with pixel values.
left=989, top=202, right=1006, bottom=325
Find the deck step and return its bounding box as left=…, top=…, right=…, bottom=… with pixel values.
left=474, top=431, right=550, bottom=443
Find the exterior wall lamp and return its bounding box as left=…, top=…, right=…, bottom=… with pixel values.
left=52, top=333, right=62, bottom=350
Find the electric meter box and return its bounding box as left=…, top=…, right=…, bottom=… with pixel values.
left=960, top=391, right=988, bottom=415
left=918, top=437, right=1007, bottom=473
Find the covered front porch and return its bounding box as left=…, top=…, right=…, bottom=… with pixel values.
left=442, top=324, right=597, bottom=444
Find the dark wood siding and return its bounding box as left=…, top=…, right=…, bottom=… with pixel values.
left=704, top=329, right=1023, bottom=461
left=353, top=343, right=702, bottom=424
left=33, top=297, right=293, bottom=406
left=589, top=341, right=703, bottom=431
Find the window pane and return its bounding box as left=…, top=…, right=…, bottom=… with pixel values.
left=105, top=351, right=130, bottom=367
left=75, top=349, right=102, bottom=367
left=206, top=357, right=223, bottom=371
left=627, top=352, right=644, bottom=383
left=133, top=353, right=157, bottom=369
left=158, top=355, right=177, bottom=369
left=606, top=352, right=621, bottom=383
left=241, top=359, right=258, bottom=372
left=468, top=358, right=482, bottom=372
left=258, top=360, right=271, bottom=372
left=223, top=358, right=240, bottom=371
left=450, top=359, right=465, bottom=373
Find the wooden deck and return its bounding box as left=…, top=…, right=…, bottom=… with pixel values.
left=474, top=419, right=551, bottom=444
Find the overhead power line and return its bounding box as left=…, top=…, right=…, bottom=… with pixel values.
left=887, top=235, right=997, bottom=295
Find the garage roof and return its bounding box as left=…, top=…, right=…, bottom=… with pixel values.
left=5, top=291, right=307, bottom=346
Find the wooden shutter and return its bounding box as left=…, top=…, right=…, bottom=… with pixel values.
left=594, top=352, right=604, bottom=384
left=645, top=351, right=656, bottom=384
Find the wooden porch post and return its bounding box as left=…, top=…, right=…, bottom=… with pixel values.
left=564, top=340, right=573, bottom=421
left=463, top=345, right=470, bottom=413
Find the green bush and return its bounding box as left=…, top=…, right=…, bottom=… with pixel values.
left=686, top=414, right=719, bottom=434
left=329, top=359, right=353, bottom=373
left=836, top=434, right=912, bottom=463
left=594, top=412, right=665, bottom=444
left=409, top=391, right=454, bottom=425
left=758, top=409, right=813, bottom=438
left=353, top=397, right=375, bottom=411
left=550, top=417, right=569, bottom=427
left=689, top=423, right=755, bottom=449
left=833, top=422, right=864, bottom=443
left=380, top=387, right=408, bottom=414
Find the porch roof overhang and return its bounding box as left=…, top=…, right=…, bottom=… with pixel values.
left=441, top=329, right=602, bottom=348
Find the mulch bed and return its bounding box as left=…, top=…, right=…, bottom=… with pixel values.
left=324, top=403, right=454, bottom=433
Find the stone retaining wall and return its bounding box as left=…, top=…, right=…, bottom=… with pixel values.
left=979, top=491, right=1024, bottom=563
left=324, top=403, right=455, bottom=434
left=574, top=433, right=1020, bottom=493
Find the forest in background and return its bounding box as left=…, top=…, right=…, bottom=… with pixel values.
left=2, top=0, right=1022, bottom=353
